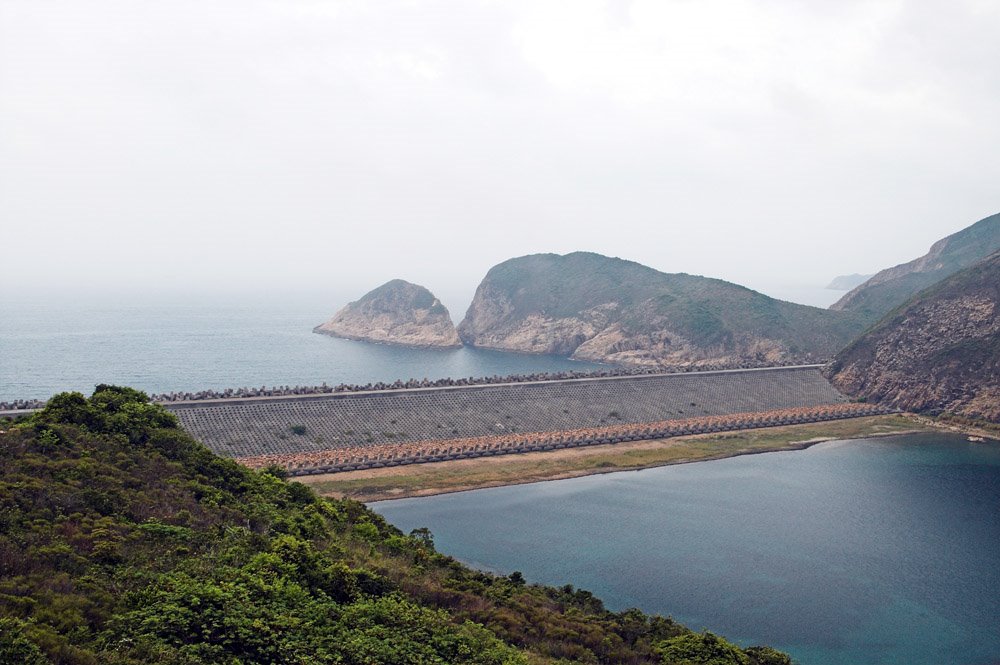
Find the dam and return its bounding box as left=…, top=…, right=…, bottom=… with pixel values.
left=160, top=365, right=892, bottom=474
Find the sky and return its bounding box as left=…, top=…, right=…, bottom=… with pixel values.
left=1, top=0, right=998, bottom=313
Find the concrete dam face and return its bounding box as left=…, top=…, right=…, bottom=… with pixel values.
left=165, top=366, right=861, bottom=469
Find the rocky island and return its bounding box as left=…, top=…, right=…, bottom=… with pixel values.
left=314, top=279, right=461, bottom=349
left=827, top=249, right=1000, bottom=423
left=458, top=252, right=866, bottom=367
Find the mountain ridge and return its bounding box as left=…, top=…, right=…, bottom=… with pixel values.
left=830, top=212, right=1000, bottom=321
left=827, top=250, right=1000, bottom=422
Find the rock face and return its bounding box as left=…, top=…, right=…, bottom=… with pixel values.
left=826, top=251, right=1000, bottom=422
left=458, top=252, right=866, bottom=367
left=314, top=280, right=461, bottom=349
left=831, top=212, right=1000, bottom=322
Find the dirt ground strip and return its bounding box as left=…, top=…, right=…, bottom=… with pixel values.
left=296, top=414, right=934, bottom=502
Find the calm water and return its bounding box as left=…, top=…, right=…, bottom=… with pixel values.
left=374, top=434, right=1000, bottom=665
left=0, top=297, right=601, bottom=401
left=0, top=284, right=838, bottom=402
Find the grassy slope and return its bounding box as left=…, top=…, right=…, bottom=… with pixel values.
left=0, top=387, right=790, bottom=665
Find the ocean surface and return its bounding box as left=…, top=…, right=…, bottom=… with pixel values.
left=0, top=296, right=602, bottom=402
left=374, top=434, right=1000, bottom=665
left=0, top=282, right=845, bottom=402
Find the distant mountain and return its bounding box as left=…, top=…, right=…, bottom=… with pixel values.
left=457, top=252, right=866, bottom=367
left=827, top=250, right=1000, bottom=422
left=314, top=279, right=461, bottom=348
left=830, top=212, right=1000, bottom=322
left=826, top=273, right=873, bottom=291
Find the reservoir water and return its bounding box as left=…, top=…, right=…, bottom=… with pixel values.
left=374, top=434, right=1000, bottom=665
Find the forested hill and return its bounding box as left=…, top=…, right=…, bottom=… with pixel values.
left=458, top=252, right=865, bottom=367
left=0, top=386, right=790, bottom=665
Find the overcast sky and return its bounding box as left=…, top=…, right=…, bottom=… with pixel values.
left=2, top=0, right=998, bottom=312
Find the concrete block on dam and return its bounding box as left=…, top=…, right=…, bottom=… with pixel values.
left=165, top=366, right=850, bottom=461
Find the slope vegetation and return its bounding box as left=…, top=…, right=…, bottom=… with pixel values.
left=0, top=386, right=789, bottom=664
left=458, top=252, right=864, bottom=367
left=827, top=251, right=1000, bottom=422
left=831, top=212, right=1000, bottom=322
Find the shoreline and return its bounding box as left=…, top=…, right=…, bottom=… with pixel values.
left=297, top=414, right=944, bottom=503
left=368, top=429, right=929, bottom=503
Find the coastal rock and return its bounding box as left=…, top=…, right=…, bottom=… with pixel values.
left=457, top=252, right=866, bottom=367
left=831, top=212, right=1000, bottom=322
left=826, top=251, right=1000, bottom=422
left=314, top=280, right=461, bottom=349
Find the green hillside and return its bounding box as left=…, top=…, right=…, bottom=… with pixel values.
left=459, top=252, right=865, bottom=365
left=0, top=386, right=789, bottom=665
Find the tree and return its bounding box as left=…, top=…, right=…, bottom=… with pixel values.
left=409, top=527, right=435, bottom=550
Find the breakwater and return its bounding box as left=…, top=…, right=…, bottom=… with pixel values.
left=163, top=366, right=870, bottom=471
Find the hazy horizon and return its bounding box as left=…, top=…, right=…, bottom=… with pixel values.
left=2, top=1, right=998, bottom=305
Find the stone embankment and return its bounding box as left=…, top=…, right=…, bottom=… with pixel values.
left=239, top=403, right=894, bottom=475
left=167, top=366, right=848, bottom=460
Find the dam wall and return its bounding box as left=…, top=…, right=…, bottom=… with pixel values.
left=166, top=366, right=856, bottom=463
left=240, top=403, right=894, bottom=475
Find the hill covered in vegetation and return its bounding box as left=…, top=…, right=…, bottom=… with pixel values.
left=314, top=279, right=461, bottom=348
left=830, top=212, right=1000, bottom=323
left=0, top=386, right=789, bottom=664
left=827, top=250, right=1000, bottom=423
left=458, top=252, right=865, bottom=367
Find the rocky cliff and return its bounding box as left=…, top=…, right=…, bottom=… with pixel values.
left=457, top=252, right=866, bottom=367
left=826, top=251, right=1000, bottom=422
left=314, top=279, right=461, bottom=349
left=831, top=212, right=1000, bottom=322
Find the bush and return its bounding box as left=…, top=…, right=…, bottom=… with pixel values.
left=656, top=631, right=749, bottom=665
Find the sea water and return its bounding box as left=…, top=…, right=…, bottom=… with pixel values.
left=374, top=434, right=1000, bottom=665
left=0, top=295, right=601, bottom=401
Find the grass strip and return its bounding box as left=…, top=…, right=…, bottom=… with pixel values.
left=298, top=414, right=928, bottom=502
